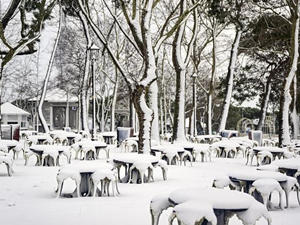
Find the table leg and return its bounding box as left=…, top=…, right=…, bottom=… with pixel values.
left=80, top=173, right=93, bottom=196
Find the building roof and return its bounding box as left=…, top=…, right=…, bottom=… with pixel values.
left=29, top=89, right=78, bottom=103
left=1, top=102, right=30, bottom=115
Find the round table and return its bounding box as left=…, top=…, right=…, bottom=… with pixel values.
left=101, top=132, right=116, bottom=144
left=167, top=187, right=261, bottom=225
left=77, top=140, right=108, bottom=159
left=151, top=145, right=185, bottom=165
left=211, top=140, right=240, bottom=158
left=59, top=162, right=113, bottom=197
left=252, top=147, right=286, bottom=165
left=29, top=145, right=68, bottom=166
left=112, top=153, right=158, bottom=183
left=272, top=158, right=300, bottom=176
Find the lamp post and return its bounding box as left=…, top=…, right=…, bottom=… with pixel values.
left=89, top=43, right=100, bottom=140
left=191, top=73, right=198, bottom=137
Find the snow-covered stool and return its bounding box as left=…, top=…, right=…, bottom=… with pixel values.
left=107, top=158, right=127, bottom=182
left=56, top=168, right=81, bottom=198
left=124, top=139, right=138, bottom=153
left=27, top=137, right=38, bottom=146
left=280, top=176, right=300, bottom=208
left=236, top=201, right=272, bottom=225
left=11, top=142, right=24, bottom=159
left=237, top=146, right=248, bottom=158
left=257, top=151, right=273, bottom=166
left=91, top=169, right=120, bottom=197
left=71, top=143, right=81, bottom=159
left=80, top=144, right=96, bottom=160
left=162, top=150, right=180, bottom=165
left=128, top=160, right=154, bottom=184
left=54, top=135, right=68, bottom=146
left=152, top=160, right=168, bottom=181
left=168, top=200, right=217, bottom=225
left=24, top=150, right=40, bottom=166
left=0, top=155, right=13, bottom=176
left=43, top=137, right=53, bottom=145
left=58, top=147, right=72, bottom=164
left=0, top=144, right=8, bottom=153
left=150, top=193, right=173, bottom=225
left=295, top=169, right=300, bottom=186
left=72, top=134, right=82, bottom=144
left=42, top=149, right=60, bottom=166
left=212, top=174, right=239, bottom=190
left=193, top=145, right=211, bottom=162
left=249, top=178, right=284, bottom=210
left=179, top=150, right=193, bottom=166
left=211, top=146, right=221, bottom=158
left=283, top=151, right=295, bottom=159
left=223, top=146, right=237, bottom=158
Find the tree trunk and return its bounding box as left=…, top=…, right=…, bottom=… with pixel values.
left=218, top=29, right=242, bottom=132
left=207, top=26, right=217, bottom=135
left=172, top=0, right=187, bottom=143
left=292, top=75, right=299, bottom=139
left=150, top=81, right=160, bottom=143
left=38, top=5, right=62, bottom=133
left=279, top=3, right=299, bottom=146
left=78, top=10, right=91, bottom=133
left=132, top=86, right=153, bottom=154
left=256, top=78, right=272, bottom=130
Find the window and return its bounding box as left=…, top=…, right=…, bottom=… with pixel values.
left=7, top=115, right=18, bottom=120
left=21, top=122, right=26, bottom=128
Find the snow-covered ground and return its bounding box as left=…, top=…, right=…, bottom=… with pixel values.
left=0, top=146, right=299, bottom=225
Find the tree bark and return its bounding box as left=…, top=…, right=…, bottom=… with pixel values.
left=218, top=29, right=242, bottom=132
left=279, top=1, right=299, bottom=146
left=38, top=3, right=62, bottom=133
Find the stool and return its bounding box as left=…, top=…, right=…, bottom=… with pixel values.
left=91, top=169, right=119, bottom=197
left=193, top=146, right=211, bottom=162
left=56, top=168, right=81, bottom=198
left=0, top=155, right=13, bottom=176
left=169, top=200, right=217, bottom=225
left=150, top=193, right=173, bottom=225
left=80, top=144, right=96, bottom=160
left=249, top=178, right=284, bottom=210
left=42, top=149, right=59, bottom=166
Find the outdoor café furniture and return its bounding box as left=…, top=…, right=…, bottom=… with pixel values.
left=228, top=169, right=287, bottom=193
left=76, top=140, right=108, bottom=159
left=253, top=146, right=285, bottom=161
left=150, top=187, right=271, bottom=225
left=280, top=176, right=300, bottom=208
left=79, top=144, right=97, bottom=160
left=196, top=135, right=222, bottom=144
left=27, top=135, right=53, bottom=145
left=56, top=161, right=114, bottom=197
left=20, top=130, right=37, bottom=139
left=29, top=145, right=70, bottom=166
left=121, top=139, right=138, bottom=153
left=112, top=153, right=159, bottom=184
left=151, top=145, right=183, bottom=165
left=249, top=178, right=284, bottom=210
left=0, top=154, right=13, bottom=176
left=256, top=150, right=273, bottom=166
left=271, top=158, right=300, bottom=177
left=193, top=144, right=211, bottom=162
left=91, top=168, right=119, bottom=197
left=101, top=132, right=117, bottom=144
left=210, top=140, right=240, bottom=158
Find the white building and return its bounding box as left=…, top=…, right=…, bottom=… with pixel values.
left=1, top=102, right=30, bottom=130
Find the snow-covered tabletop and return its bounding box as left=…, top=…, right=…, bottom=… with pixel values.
left=27, top=134, right=52, bottom=144
left=112, top=153, right=158, bottom=183
left=76, top=140, right=108, bottom=158
left=100, top=132, right=117, bottom=144
left=59, top=162, right=113, bottom=196
left=228, top=169, right=287, bottom=194
left=151, top=145, right=185, bottom=153
left=29, top=145, right=69, bottom=166
left=162, top=187, right=270, bottom=225
left=0, top=140, right=19, bottom=148
left=253, top=147, right=285, bottom=160
left=271, top=158, right=300, bottom=176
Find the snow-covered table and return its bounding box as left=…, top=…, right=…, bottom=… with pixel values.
left=101, top=132, right=116, bottom=144
left=27, top=134, right=52, bottom=145
left=29, top=145, right=69, bottom=166
left=196, top=135, right=222, bottom=144
left=152, top=187, right=270, bottom=225
left=151, top=145, right=185, bottom=165
left=211, top=140, right=241, bottom=158
left=77, top=140, right=108, bottom=159
left=58, top=162, right=113, bottom=197
left=112, top=153, right=158, bottom=183
left=253, top=147, right=285, bottom=161
left=50, top=130, right=78, bottom=145
left=228, top=169, right=287, bottom=204
left=271, top=158, right=300, bottom=177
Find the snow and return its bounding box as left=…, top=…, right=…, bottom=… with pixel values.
left=1, top=145, right=300, bottom=225
left=0, top=102, right=30, bottom=115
